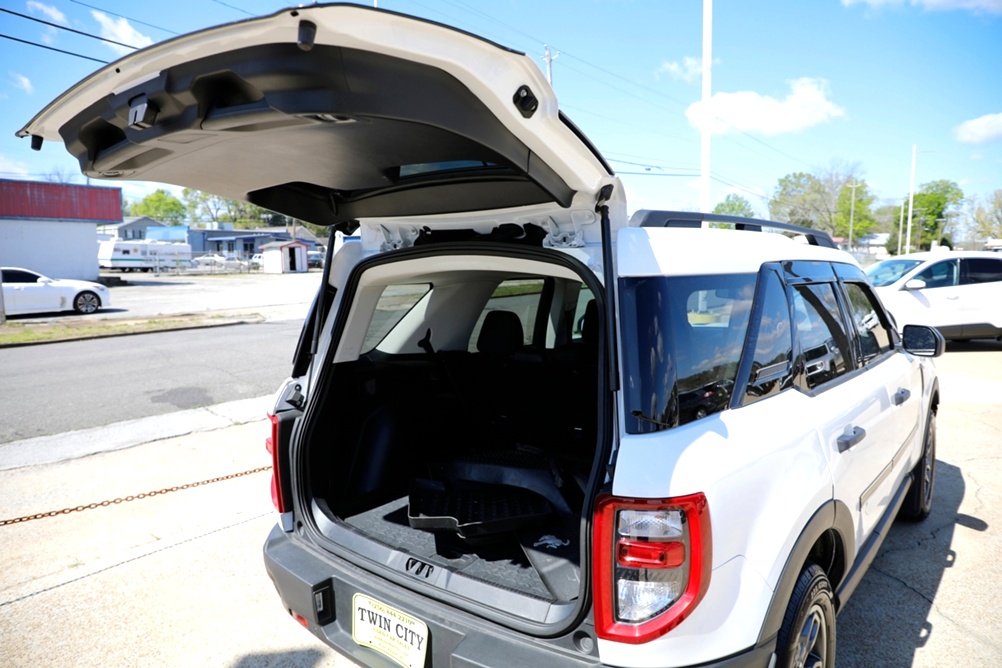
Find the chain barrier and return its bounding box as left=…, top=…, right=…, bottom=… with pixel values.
left=0, top=466, right=271, bottom=527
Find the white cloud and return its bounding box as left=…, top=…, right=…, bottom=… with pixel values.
left=10, top=72, right=34, bottom=95
left=841, top=0, right=1002, bottom=14
left=686, top=78, right=845, bottom=136
left=0, top=154, right=32, bottom=179
left=27, top=1, right=68, bottom=24
left=658, top=57, right=703, bottom=84
left=953, top=112, right=1002, bottom=145
left=90, top=11, right=153, bottom=56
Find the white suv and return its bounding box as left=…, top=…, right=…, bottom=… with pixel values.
left=21, top=6, right=944, bottom=667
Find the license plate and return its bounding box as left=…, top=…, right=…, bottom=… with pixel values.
left=352, top=594, right=429, bottom=668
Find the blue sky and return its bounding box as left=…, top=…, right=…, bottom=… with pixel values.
left=1, top=0, right=1000, bottom=218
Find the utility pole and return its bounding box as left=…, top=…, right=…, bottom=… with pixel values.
left=542, top=45, right=560, bottom=86
left=905, top=144, right=917, bottom=254
left=699, top=0, right=713, bottom=214
left=897, top=201, right=905, bottom=256
left=847, top=182, right=860, bottom=253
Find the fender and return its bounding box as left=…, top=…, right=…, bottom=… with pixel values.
left=756, top=498, right=855, bottom=646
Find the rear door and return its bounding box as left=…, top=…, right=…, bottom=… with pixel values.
left=959, top=256, right=1002, bottom=337
left=786, top=264, right=899, bottom=548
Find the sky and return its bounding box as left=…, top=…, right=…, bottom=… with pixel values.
left=1, top=0, right=1000, bottom=219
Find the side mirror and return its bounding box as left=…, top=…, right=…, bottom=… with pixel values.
left=902, top=324, right=945, bottom=357
left=903, top=278, right=927, bottom=290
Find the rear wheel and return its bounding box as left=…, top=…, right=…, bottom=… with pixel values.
left=776, top=563, right=835, bottom=668
left=73, top=291, right=101, bottom=314
left=901, top=411, right=936, bottom=521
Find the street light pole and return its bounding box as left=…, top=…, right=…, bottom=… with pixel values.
left=848, top=182, right=860, bottom=253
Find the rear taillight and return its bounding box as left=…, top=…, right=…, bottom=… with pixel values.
left=266, top=413, right=285, bottom=513
left=593, top=493, right=711, bottom=643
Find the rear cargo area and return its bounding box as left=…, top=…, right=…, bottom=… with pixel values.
left=301, top=253, right=603, bottom=615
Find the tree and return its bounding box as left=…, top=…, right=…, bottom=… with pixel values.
left=127, top=189, right=186, bottom=224
left=713, top=194, right=756, bottom=218
left=768, top=161, right=867, bottom=235
left=769, top=172, right=825, bottom=228
left=182, top=188, right=228, bottom=223
left=906, top=180, right=964, bottom=251
left=972, top=189, right=1002, bottom=242
left=833, top=181, right=877, bottom=245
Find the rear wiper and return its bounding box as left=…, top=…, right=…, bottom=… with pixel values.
left=631, top=410, right=673, bottom=429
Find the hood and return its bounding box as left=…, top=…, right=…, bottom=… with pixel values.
left=18, top=3, right=621, bottom=233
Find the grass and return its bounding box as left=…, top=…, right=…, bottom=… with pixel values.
left=0, top=313, right=260, bottom=347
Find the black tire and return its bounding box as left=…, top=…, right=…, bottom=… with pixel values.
left=776, top=563, right=836, bottom=668
left=901, top=411, right=936, bottom=521
left=73, top=291, right=101, bottom=314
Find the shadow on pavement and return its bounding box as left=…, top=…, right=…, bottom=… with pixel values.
left=232, top=648, right=335, bottom=667
left=837, top=459, right=981, bottom=667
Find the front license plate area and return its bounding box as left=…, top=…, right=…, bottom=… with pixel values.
left=352, top=594, right=429, bottom=668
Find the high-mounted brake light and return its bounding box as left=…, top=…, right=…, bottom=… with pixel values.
left=267, top=413, right=285, bottom=513
left=593, top=493, right=711, bottom=643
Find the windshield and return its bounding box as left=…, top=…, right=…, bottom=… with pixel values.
left=865, top=258, right=923, bottom=287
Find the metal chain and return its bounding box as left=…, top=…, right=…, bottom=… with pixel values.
left=0, top=466, right=271, bottom=526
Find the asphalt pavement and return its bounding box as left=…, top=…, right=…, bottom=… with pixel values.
left=1, top=273, right=1001, bottom=667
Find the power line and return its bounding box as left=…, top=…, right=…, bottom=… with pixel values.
left=1, top=7, right=141, bottom=50
left=0, top=33, right=108, bottom=64
left=69, top=0, right=180, bottom=36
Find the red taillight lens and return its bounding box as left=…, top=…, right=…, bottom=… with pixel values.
left=593, top=493, right=711, bottom=643
left=267, top=413, right=285, bottom=513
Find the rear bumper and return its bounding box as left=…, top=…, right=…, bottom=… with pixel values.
left=263, top=525, right=775, bottom=668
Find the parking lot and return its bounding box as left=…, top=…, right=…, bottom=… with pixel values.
left=0, top=336, right=1000, bottom=666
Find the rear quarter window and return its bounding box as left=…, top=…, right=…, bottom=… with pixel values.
left=621, top=273, right=755, bottom=433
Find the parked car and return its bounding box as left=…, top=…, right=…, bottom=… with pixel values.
left=307, top=250, right=325, bottom=268
left=21, top=6, right=945, bottom=668
left=192, top=254, right=248, bottom=271
left=866, top=249, right=1002, bottom=340
left=1, top=267, right=109, bottom=315
left=250, top=253, right=263, bottom=269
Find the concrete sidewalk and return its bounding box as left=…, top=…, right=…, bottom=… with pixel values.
left=0, top=397, right=355, bottom=668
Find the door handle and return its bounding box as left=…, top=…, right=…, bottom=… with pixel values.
left=837, top=426, right=866, bottom=452
left=893, top=388, right=911, bottom=406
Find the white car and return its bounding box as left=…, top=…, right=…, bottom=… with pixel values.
left=866, top=250, right=1002, bottom=340
left=21, top=6, right=945, bottom=668
left=1, top=267, right=109, bottom=315
left=192, top=254, right=248, bottom=270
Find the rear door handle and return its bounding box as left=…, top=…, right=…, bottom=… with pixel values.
left=837, top=426, right=866, bottom=452
left=893, top=388, right=911, bottom=406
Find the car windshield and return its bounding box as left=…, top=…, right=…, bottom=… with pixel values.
left=865, top=258, right=924, bottom=287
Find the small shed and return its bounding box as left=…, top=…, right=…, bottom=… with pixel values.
left=260, top=240, right=309, bottom=274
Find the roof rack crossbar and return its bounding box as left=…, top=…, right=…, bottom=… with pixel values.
left=633, top=210, right=836, bottom=249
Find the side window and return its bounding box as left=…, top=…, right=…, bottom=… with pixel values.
left=571, top=285, right=595, bottom=342
left=914, top=260, right=958, bottom=288
left=361, top=283, right=432, bottom=353
left=621, top=273, right=755, bottom=433
left=792, top=283, right=851, bottom=390
left=743, top=269, right=794, bottom=405
left=2, top=270, right=37, bottom=284
left=468, top=279, right=544, bottom=352
left=963, top=258, right=1002, bottom=284
left=843, top=282, right=894, bottom=365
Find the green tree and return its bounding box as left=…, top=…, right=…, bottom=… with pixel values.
left=834, top=181, right=877, bottom=246
left=769, top=172, right=824, bottom=228
left=182, top=188, right=228, bottom=223
left=128, top=189, right=186, bottom=224
left=769, top=161, right=866, bottom=236
left=713, top=194, right=756, bottom=218
left=906, top=180, right=964, bottom=251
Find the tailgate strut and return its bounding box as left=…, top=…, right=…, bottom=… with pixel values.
left=596, top=184, right=620, bottom=392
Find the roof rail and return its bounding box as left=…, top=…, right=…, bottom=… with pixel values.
left=631, top=210, right=837, bottom=249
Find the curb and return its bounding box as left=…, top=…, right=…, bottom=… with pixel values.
left=0, top=395, right=274, bottom=471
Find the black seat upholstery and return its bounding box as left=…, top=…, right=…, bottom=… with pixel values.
left=477, top=310, right=524, bottom=356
